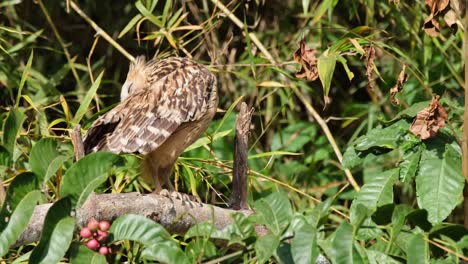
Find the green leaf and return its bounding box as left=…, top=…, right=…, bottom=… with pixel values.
left=317, top=52, right=337, bottom=102
left=2, top=109, right=26, bottom=156
left=141, top=241, right=190, bottom=264
left=342, top=146, right=362, bottom=169
left=350, top=169, right=399, bottom=225
left=366, top=250, right=400, bottom=264
left=135, top=1, right=163, bottom=27
left=354, top=120, right=410, bottom=151
left=0, top=190, right=42, bottom=257
left=72, top=71, right=104, bottom=125
left=29, top=138, right=60, bottom=183
left=69, top=243, right=107, bottom=264
left=185, top=239, right=217, bottom=262
left=407, top=233, right=429, bottom=264
left=416, top=142, right=464, bottom=224
left=388, top=204, right=412, bottom=251
left=60, top=152, right=120, bottom=207
left=184, top=129, right=232, bottom=152
left=254, top=192, right=293, bottom=235
left=255, top=233, right=280, bottom=264
left=118, top=14, right=143, bottom=38
left=332, top=222, right=362, bottom=264
left=16, top=50, right=34, bottom=108
left=271, top=122, right=316, bottom=152
left=400, top=146, right=422, bottom=183
left=291, top=222, right=318, bottom=264
left=0, top=172, right=39, bottom=230
left=110, top=214, right=170, bottom=245
left=30, top=198, right=75, bottom=264
left=0, top=146, right=12, bottom=168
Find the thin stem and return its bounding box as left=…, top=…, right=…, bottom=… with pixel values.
left=463, top=5, right=468, bottom=229
left=68, top=0, right=135, bottom=63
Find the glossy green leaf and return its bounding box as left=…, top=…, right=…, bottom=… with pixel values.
left=110, top=214, right=170, bottom=245
left=399, top=146, right=422, bottom=183
left=141, top=241, right=190, bottom=264
left=3, top=109, right=26, bottom=156
left=254, top=192, right=292, bottom=235
left=135, top=1, right=162, bottom=27
left=0, top=190, right=42, bottom=257
left=366, top=250, right=400, bottom=264
left=29, top=138, right=60, bottom=183
left=255, top=232, right=280, bottom=264
left=388, top=204, right=412, bottom=250
left=416, top=142, right=464, bottom=224
left=354, top=120, right=410, bottom=151
left=0, top=172, right=39, bottom=230
left=60, top=152, right=120, bottom=207
left=72, top=71, right=104, bottom=125
left=350, top=169, right=399, bottom=224
left=291, top=221, right=318, bottom=264
left=69, top=243, right=107, bottom=264
left=342, top=146, right=362, bottom=169
left=185, top=239, right=217, bottom=262
left=332, top=222, right=359, bottom=264
left=0, top=146, right=12, bottom=170
left=30, top=198, right=74, bottom=264
left=407, top=233, right=429, bottom=264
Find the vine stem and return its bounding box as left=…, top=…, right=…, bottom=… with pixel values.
left=67, top=0, right=135, bottom=63
left=211, top=0, right=360, bottom=192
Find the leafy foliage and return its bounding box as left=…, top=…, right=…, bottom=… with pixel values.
left=0, top=0, right=467, bottom=263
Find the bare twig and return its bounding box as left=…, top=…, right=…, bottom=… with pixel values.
left=69, top=125, right=85, bottom=161
left=231, top=102, right=254, bottom=210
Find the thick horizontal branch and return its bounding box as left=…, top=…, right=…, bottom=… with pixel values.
left=16, top=192, right=255, bottom=246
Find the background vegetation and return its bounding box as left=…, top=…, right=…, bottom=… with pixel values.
left=0, top=0, right=467, bottom=263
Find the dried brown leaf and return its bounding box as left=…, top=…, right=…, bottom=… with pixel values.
left=364, top=46, right=376, bottom=92
left=443, top=9, right=457, bottom=28
left=390, top=64, right=408, bottom=105
left=423, top=15, right=441, bottom=37
left=409, top=96, right=448, bottom=140
left=294, top=40, right=319, bottom=81
left=426, top=0, right=450, bottom=14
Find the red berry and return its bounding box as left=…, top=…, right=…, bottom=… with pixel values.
left=96, top=230, right=108, bottom=241
left=98, top=246, right=109, bottom=255
left=99, top=221, right=110, bottom=231
left=87, top=219, right=99, bottom=231
left=79, top=227, right=92, bottom=238
left=86, top=239, right=99, bottom=250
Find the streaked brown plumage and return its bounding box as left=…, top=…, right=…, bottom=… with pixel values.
left=83, top=56, right=218, bottom=193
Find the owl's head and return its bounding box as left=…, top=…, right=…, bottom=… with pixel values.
left=121, top=56, right=147, bottom=101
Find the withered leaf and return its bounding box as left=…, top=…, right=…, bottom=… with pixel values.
left=423, top=15, right=441, bottom=37
left=443, top=9, right=458, bottom=29
left=364, top=46, right=376, bottom=92
left=409, top=96, right=448, bottom=140
left=390, top=64, right=408, bottom=105
left=294, top=40, right=319, bottom=81
left=425, top=0, right=449, bottom=15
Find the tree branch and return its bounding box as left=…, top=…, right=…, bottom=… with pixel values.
left=15, top=192, right=259, bottom=247
left=231, top=102, right=254, bottom=210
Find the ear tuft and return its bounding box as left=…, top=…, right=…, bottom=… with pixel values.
left=129, top=55, right=146, bottom=71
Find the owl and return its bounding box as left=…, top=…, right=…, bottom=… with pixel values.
left=83, top=56, right=218, bottom=196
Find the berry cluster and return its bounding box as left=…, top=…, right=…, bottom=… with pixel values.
left=79, top=219, right=112, bottom=255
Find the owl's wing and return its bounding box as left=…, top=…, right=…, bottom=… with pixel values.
left=83, top=63, right=216, bottom=155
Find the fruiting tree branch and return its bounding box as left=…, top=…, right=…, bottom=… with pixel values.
left=15, top=192, right=258, bottom=247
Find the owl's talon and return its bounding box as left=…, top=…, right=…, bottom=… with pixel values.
left=159, top=189, right=171, bottom=198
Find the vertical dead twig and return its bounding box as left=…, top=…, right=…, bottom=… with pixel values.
left=70, top=125, right=85, bottom=161
left=231, top=102, right=254, bottom=210
left=463, top=7, right=468, bottom=229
